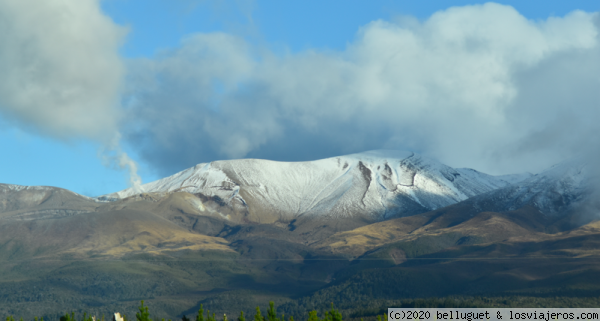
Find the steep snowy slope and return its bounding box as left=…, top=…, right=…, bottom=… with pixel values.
left=106, top=150, right=526, bottom=222
left=468, top=158, right=595, bottom=216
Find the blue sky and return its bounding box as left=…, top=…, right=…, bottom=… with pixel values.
left=0, top=0, right=599, bottom=196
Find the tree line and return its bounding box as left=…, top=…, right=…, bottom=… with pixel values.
left=5, top=300, right=379, bottom=321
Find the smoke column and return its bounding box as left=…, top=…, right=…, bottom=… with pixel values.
left=99, top=134, right=144, bottom=193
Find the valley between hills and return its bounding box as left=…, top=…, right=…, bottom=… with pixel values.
left=1, top=150, right=600, bottom=319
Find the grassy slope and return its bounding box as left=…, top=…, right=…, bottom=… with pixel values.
left=2, top=189, right=600, bottom=319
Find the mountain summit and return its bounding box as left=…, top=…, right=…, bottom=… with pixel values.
left=106, top=150, right=528, bottom=223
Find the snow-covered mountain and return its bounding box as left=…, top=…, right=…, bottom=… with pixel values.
left=105, top=150, right=529, bottom=222
left=468, top=157, right=596, bottom=216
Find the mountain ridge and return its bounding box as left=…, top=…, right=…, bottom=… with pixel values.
left=1, top=151, right=600, bottom=318
left=104, top=150, right=531, bottom=223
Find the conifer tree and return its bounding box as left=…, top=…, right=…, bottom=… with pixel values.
left=254, top=307, right=263, bottom=321
left=267, top=302, right=278, bottom=321
left=307, top=311, right=318, bottom=321
left=136, top=300, right=151, bottom=321
left=237, top=311, right=245, bottom=321
left=327, top=303, right=342, bottom=321
left=196, top=305, right=205, bottom=321
left=223, top=314, right=228, bottom=321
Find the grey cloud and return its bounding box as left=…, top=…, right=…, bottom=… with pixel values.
left=121, top=3, right=600, bottom=177
left=503, top=31, right=600, bottom=172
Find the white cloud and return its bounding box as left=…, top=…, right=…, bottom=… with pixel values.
left=123, top=3, right=600, bottom=175
left=0, top=0, right=126, bottom=141
left=0, top=0, right=143, bottom=190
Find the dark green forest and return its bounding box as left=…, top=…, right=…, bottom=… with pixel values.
left=6, top=296, right=600, bottom=321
